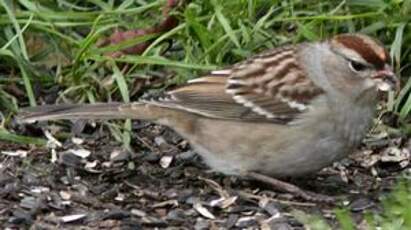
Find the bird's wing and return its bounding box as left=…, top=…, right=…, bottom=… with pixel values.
left=145, top=46, right=324, bottom=124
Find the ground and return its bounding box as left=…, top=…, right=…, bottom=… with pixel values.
left=0, top=1, right=410, bottom=229
left=0, top=120, right=409, bottom=229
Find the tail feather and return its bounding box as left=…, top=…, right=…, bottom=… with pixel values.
left=18, top=102, right=137, bottom=123
left=18, top=102, right=197, bottom=139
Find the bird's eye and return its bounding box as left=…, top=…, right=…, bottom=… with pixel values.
left=349, top=60, right=367, bottom=72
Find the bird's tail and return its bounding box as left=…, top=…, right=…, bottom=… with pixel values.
left=17, top=102, right=160, bottom=123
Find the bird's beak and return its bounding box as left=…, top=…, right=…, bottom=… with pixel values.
left=372, top=65, right=400, bottom=92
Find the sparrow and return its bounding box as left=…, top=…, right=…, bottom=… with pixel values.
left=18, top=33, right=399, bottom=201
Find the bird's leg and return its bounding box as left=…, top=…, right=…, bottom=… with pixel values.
left=246, top=172, right=336, bottom=203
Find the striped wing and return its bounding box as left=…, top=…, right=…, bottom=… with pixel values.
left=146, top=45, right=324, bottom=123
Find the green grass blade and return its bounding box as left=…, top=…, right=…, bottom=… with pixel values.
left=1, top=13, right=33, bottom=50
left=90, top=54, right=217, bottom=70
left=111, top=61, right=130, bottom=103
left=0, top=129, right=47, bottom=146
left=93, top=33, right=159, bottom=54
left=395, top=76, right=411, bottom=113
left=142, top=23, right=186, bottom=56
left=211, top=0, right=241, bottom=48
left=399, top=92, right=411, bottom=120
left=18, top=62, right=36, bottom=106
left=111, top=61, right=131, bottom=149
left=1, top=0, right=30, bottom=60
left=390, top=23, right=406, bottom=68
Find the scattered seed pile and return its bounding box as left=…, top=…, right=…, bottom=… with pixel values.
left=0, top=121, right=409, bottom=229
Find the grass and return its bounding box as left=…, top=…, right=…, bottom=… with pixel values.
left=0, top=0, right=410, bottom=226
left=294, top=174, right=411, bottom=230
left=0, top=1, right=409, bottom=115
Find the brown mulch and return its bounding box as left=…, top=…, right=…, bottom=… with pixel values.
left=0, top=121, right=410, bottom=229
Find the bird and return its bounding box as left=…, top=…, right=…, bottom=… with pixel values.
left=18, top=33, right=399, bottom=201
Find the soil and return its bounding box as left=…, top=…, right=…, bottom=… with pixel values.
left=0, top=121, right=409, bottom=229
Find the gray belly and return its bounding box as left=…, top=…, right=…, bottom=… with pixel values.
left=170, top=104, right=374, bottom=177
left=192, top=123, right=348, bottom=177
left=177, top=118, right=348, bottom=177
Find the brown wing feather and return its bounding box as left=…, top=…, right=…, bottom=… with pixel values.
left=144, top=45, right=324, bottom=123
left=146, top=77, right=272, bottom=121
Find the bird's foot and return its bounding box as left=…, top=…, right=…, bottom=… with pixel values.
left=246, top=172, right=336, bottom=203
